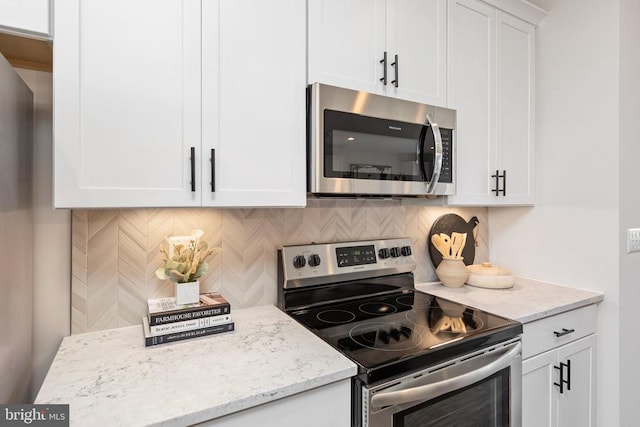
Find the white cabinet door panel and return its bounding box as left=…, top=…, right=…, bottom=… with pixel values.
left=307, top=0, right=386, bottom=94
left=198, top=380, right=351, bottom=427
left=54, top=0, right=201, bottom=207
left=522, top=350, right=558, bottom=427
left=557, top=335, right=596, bottom=427
left=446, top=0, right=495, bottom=205
left=202, top=0, right=306, bottom=207
left=496, top=11, right=534, bottom=204
left=387, top=0, right=447, bottom=106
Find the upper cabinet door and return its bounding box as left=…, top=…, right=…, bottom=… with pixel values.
left=0, top=0, right=50, bottom=38
left=386, top=0, right=448, bottom=106
left=446, top=0, right=495, bottom=206
left=201, top=0, right=306, bottom=207
left=495, top=11, right=534, bottom=205
left=307, top=0, right=386, bottom=95
left=307, top=0, right=446, bottom=106
left=54, top=0, right=202, bottom=208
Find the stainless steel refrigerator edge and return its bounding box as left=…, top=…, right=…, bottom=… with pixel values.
left=0, top=52, right=33, bottom=403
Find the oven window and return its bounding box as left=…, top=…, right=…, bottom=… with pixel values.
left=394, top=368, right=510, bottom=427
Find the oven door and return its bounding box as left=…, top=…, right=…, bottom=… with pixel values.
left=362, top=340, right=522, bottom=427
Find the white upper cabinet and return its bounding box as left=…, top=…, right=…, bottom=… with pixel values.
left=201, top=0, right=306, bottom=207
left=54, top=0, right=305, bottom=208
left=54, top=0, right=202, bottom=208
left=0, top=0, right=50, bottom=39
left=308, top=0, right=448, bottom=107
left=494, top=11, right=535, bottom=204
left=446, top=0, right=535, bottom=206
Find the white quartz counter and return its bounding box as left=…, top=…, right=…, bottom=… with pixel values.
left=416, top=277, right=603, bottom=323
left=35, top=305, right=357, bottom=427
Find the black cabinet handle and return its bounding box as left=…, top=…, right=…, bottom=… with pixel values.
left=502, top=170, right=507, bottom=196
left=491, top=170, right=506, bottom=196
left=190, top=147, right=196, bottom=192
left=553, top=328, right=576, bottom=337
left=491, top=170, right=500, bottom=196
left=379, top=51, right=387, bottom=85
left=391, top=54, right=399, bottom=87
left=553, top=360, right=570, bottom=394
left=210, top=149, right=216, bottom=192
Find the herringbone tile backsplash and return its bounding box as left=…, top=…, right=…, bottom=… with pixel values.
left=71, top=200, right=488, bottom=333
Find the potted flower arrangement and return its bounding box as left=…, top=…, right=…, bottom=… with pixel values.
left=155, top=229, right=220, bottom=305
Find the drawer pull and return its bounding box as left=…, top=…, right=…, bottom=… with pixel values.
left=553, top=328, right=575, bottom=337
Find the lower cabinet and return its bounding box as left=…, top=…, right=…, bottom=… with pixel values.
left=522, top=306, right=597, bottom=427
left=196, top=379, right=351, bottom=427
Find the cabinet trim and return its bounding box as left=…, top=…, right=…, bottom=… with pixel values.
left=480, top=0, right=547, bottom=26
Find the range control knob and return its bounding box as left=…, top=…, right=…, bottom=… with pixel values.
left=390, top=247, right=401, bottom=258
left=378, top=248, right=391, bottom=259
left=308, top=254, right=321, bottom=267
left=401, top=246, right=412, bottom=257
left=293, top=255, right=306, bottom=269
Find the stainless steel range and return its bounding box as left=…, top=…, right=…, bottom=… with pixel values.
left=277, top=238, right=523, bottom=427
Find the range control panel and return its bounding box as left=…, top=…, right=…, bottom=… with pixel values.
left=280, top=238, right=416, bottom=283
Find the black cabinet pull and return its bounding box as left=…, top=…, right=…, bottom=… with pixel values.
left=502, top=169, right=507, bottom=196
left=391, top=54, right=399, bottom=87
left=190, top=147, right=196, bottom=192
left=553, top=360, right=570, bottom=394
left=553, top=328, right=576, bottom=337
left=491, top=170, right=506, bottom=196
left=210, top=149, right=216, bottom=192
left=379, top=51, right=387, bottom=85
left=491, top=170, right=500, bottom=196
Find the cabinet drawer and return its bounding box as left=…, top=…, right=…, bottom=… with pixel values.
left=522, top=304, right=596, bottom=359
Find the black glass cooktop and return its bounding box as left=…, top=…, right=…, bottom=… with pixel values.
left=288, top=289, right=522, bottom=384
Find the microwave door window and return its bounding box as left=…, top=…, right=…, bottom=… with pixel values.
left=327, top=130, right=421, bottom=182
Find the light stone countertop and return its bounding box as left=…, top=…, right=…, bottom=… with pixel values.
left=416, top=277, right=604, bottom=323
left=35, top=305, right=357, bottom=427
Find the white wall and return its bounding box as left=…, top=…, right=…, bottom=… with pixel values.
left=14, top=68, right=71, bottom=400
left=618, top=0, right=640, bottom=424
left=488, top=0, right=620, bottom=425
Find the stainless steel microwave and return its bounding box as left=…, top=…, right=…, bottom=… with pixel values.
left=308, top=83, right=456, bottom=198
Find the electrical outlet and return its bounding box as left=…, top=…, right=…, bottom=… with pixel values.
left=627, top=228, right=640, bottom=253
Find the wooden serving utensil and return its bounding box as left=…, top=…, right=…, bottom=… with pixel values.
left=451, top=232, right=467, bottom=259
left=431, top=234, right=451, bottom=258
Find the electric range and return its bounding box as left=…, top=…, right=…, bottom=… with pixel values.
left=277, top=238, right=521, bottom=385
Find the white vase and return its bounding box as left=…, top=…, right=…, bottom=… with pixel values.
left=435, top=258, right=469, bottom=288
left=175, top=280, right=200, bottom=305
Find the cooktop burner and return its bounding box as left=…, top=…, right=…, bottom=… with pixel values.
left=359, top=302, right=398, bottom=316
left=316, top=309, right=356, bottom=324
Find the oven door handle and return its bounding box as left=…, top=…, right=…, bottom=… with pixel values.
left=420, top=113, right=442, bottom=195
left=370, top=342, right=521, bottom=410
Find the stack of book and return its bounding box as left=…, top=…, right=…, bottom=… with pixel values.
left=142, top=291, right=234, bottom=347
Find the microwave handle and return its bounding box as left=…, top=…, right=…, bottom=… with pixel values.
left=370, top=342, right=521, bottom=410
left=419, top=114, right=442, bottom=194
